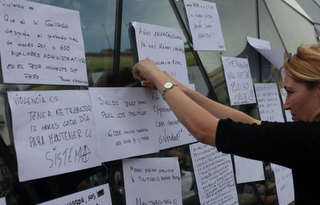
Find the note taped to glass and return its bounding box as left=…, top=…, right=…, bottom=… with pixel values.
left=0, top=0, right=88, bottom=85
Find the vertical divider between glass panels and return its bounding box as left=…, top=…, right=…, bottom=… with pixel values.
left=110, top=1, right=123, bottom=204
left=168, top=0, right=219, bottom=102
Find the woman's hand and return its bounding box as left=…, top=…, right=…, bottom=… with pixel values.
left=133, top=58, right=186, bottom=93
left=132, top=58, right=162, bottom=84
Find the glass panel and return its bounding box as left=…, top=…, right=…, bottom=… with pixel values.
left=0, top=155, right=29, bottom=204
left=118, top=0, right=231, bottom=204
left=259, top=0, right=287, bottom=84
left=0, top=0, right=116, bottom=204
left=120, top=1, right=201, bottom=204
left=283, top=0, right=313, bottom=23
left=172, top=0, right=260, bottom=110
left=315, top=25, right=320, bottom=36
left=2, top=0, right=314, bottom=204
left=120, top=0, right=182, bottom=72
left=264, top=0, right=316, bottom=53
left=201, top=0, right=259, bottom=107
left=28, top=0, right=117, bottom=88
left=120, top=0, right=212, bottom=97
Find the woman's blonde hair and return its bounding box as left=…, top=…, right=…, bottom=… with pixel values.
left=278, top=42, right=320, bottom=121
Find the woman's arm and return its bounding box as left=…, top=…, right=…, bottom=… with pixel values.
left=162, top=71, right=260, bottom=124
left=132, top=59, right=260, bottom=146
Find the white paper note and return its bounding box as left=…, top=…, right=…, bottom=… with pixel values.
left=222, top=56, right=256, bottom=105
left=271, top=164, right=295, bottom=205
left=184, top=0, right=225, bottom=51
left=89, top=87, right=159, bottom=162
left=0, top=197, right=6, bottom=205
left=37, top=184, right=112, bottom=205
left=254, top=83, right=284, bottom=122
left=151, top=88, right=197, bottom=150
left=247, top=37, right=271, bottom=50
left=247, top=36, right=284, bottom=70
left=132, top=21, right=189, bottom=84
left=233, top=155, right=265, bottom=184
left=7, top=90, right=100, bottom=181
left=190, top=142, right=239, bottom=205
left=123, top=158, right=182, bottom=205
left=0, top=0, right=88, bottom=85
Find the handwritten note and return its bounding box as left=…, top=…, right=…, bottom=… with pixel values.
left=0, top=0, right=88, bottom=85
left=254, top=83, right=284, bottom=122
left=190, top=142, right=238, bottom=205
left=221, top=56, right=256, bottom=105
left=7, top=90, right=100, bottom=182
left=151, top=89, right=197, bottom=150
left=132, top=21, right=189, bottom=84
left=89, top=87, right=196, bottom=156
left=184, top=0, right=225, bottom=51
left=247, top=36, right=284, bottom=70
left=0, top=197, right=6, bottom=205
left=89, top=87, right=159, bottom=162
left=270, top=164, right=294, bottom=205
left=123, top=157, right=182, bottom=205
left=233, top=155, right=264, bottom=184
left=37, top=184, right=112, bottom=205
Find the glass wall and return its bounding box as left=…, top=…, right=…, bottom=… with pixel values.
left=0, top=0, right=318, bottom=204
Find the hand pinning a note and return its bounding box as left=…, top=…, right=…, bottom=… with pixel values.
left=131, top=22, right=196, bottom=149
left=0, top=0, right=88, bottom=85
left=132, top=21, right=189, bottom=85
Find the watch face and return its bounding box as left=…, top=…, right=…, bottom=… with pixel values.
left=164, top=82, right=173, bottom=89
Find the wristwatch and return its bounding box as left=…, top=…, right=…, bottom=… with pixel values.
left=161, top=82, right=178, bottom=100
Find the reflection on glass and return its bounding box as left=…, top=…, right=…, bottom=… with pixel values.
left=264, top=0, right=316, bottom=53
left=0, top=155, right=30, bottom=204
left=93, top=67, right=138, bottom=87
left=0, top=0, right=116, bottom=204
